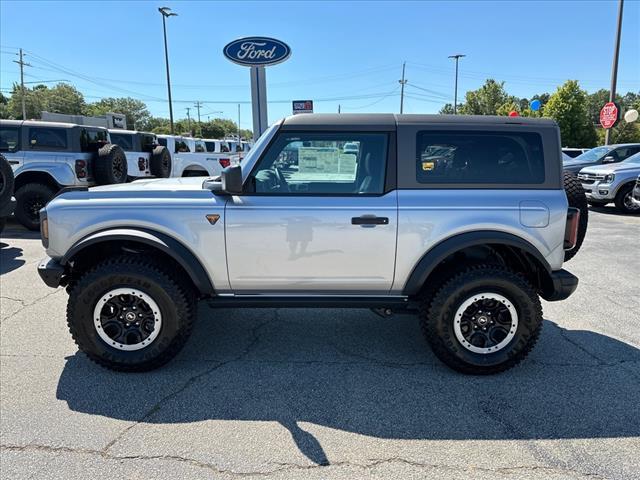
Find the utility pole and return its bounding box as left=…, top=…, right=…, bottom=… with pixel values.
left=185, top=107, right=191, bottom=134
left=605, top=0, right=624, bottom=145
left=338, top=104, right=341, bottom=114
left=448, top=54, right=466, bottom=114
left=399, top=62, right=407, bottom=114
left=158, top=7, right=177, bottom=134
left=194, top=101, right=204, bottom=136
left=13, top=48, right=31, bottom=120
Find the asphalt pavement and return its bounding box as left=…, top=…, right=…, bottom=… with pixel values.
left=1, top=206, right=639, bottom=479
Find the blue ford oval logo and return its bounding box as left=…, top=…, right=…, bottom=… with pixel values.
left=223, top=37, right=291, bottom=67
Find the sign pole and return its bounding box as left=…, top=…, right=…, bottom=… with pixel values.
left=605, top=0, right=624, bottom=145
left=250, top=66, right=269, bottom=139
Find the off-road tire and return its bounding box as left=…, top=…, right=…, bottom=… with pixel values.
left=563, top=171, right=588, bottom=262
left=613, top=183, right=640, bottom=214
left=419, top=265, right=543, bottom=375
left=66, top=255, right=196, bottom=372
left=150, top=145, right=172, bottom=178
left=94, top=143, right=128, bottom=185
left=0, top=153, right=15, bottom=205
left=14, top=182, right=56, bottom=230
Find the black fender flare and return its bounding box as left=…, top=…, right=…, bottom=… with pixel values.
left=62, top=228, right=215, bottom=296
left=402, top=230, right=553, bottom=296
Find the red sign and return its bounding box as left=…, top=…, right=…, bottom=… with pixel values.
left=600, top=102, right=619, bottom=129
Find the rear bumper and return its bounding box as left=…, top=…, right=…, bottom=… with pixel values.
left=37, top=257, right=66, bottom=288
left=541, top=269, right=579, bottom=302
left=0, top=197, right=16, bottom=218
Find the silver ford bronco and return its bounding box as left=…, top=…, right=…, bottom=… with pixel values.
left=37, top=114, right=582, bottom=374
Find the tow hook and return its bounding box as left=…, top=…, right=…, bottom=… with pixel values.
left=371, top=307, right=394, bottom=319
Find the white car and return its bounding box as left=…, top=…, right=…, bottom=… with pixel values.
left=108, top=130, right=170, bottom=179
left=157, top=135, right=231, bottom=177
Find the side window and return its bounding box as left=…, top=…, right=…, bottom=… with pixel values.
left=616, top=147, right=640, bottom=161
left=109, top=133, right=133, bottom=151
left=0, top=126, right=20, bottom=152
left=141, top=134, right=156, bottom=152
left=204, top=141, right=216, bottom=153
left=80, top=129, right=109, bottom=152
left=157, top=137, right=167, bottom=147
left=249, top=132, right=388, bottom=195
left=194, top=141, right=206, bottom=153
left=28, top=127, right=67, bottom=149
left=220, top=142, right=230, bottom=153
left=175, top=140, right=190, bottom=153
left=416, top=131, right=545, bottom=185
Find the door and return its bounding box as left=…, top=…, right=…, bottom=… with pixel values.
left=0, top=124, right=24, bottom=171
left=225, top=131, right=397, bottom=294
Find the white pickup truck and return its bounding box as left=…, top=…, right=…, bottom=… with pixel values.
left=157, top=135, right=231, bottom=177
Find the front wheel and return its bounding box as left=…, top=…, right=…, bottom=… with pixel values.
left=67, top=255, right=196, bottom=371
left=420, top=265, right=543, bottom=374
left=614, top=183, right=640, bottom=214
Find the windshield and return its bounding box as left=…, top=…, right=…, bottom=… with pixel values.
left=567, top=146, right=612, bottom=163
left=240, top=122, right=281, bottom=179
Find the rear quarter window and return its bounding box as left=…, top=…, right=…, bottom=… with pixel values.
left=28, top=127, right=68, bottom=149
left=416, top=131, right=545, bottom=185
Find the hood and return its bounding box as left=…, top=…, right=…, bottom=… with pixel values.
left=89, top=176, right=212, bottom=192
left=579, top=162, right=640, bottom=175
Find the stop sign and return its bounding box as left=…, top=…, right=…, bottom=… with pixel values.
left=600, top=102, right=619, bottom=129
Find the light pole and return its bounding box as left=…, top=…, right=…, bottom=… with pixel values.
left=448, top=54, right=466, bottom=114
left=605, top=0, right=624, bottom=145
left=158, top=7, right=177, bottom=134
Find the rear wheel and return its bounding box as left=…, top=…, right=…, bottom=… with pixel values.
left=614, top=183, right=640, bottom=214
left=14, top=182, right=56, bottom=230
left=67, top=255, right=196, bottom=371
left=0, top=153, right=15, bottom=205
left=419, top=265, right=543, bottom=374
left=563, top=171, right=588, bottom=261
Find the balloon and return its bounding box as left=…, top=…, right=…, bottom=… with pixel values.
left=530, top=99, right=541, bottom=111
left=508, top=111, right=519, bottom=117
left=624, top=109, right=639, bottom=123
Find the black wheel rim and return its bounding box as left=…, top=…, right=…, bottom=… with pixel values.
left=93, top=288, right=162, bottom=350
left=25, top=195, right=46, bottom=221
left=112, top=157, right=125, bottom=180
left=454, top=292, right=518, bottom=354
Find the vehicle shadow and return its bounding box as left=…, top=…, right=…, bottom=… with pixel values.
left=56, top=308, right=640, bottom=465
left=589, top=205, right=639, bottom=217
left=0, top=241, right=25, bottom=275
left=0, top=220, right=41, bottom=240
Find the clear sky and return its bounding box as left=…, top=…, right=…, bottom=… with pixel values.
left=1, top=0, right=638, bottom=130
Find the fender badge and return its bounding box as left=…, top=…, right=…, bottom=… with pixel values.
left=206, top=214, right=220, bottom=225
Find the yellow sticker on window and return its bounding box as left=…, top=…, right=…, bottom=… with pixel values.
left=422, top=161, right=435, bottom=171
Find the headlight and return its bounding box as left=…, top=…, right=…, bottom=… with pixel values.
left=604, top=174, right=615, bottom=183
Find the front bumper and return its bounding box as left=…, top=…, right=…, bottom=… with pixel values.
left=37, top=257, right=66, bottom=288
left=0, top=197, right=16, bottom=218
left=541, top=269, right=579, bottom=302
left=581, top=181, right=615, bottom=201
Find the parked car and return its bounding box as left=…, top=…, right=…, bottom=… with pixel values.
left=157, top=135, right=231, bottom=177
left=563, top=143, right=640, bottom=174
left=0, top=153, right=16, bottom=234
left=108, top=130, right=171, bottom=179
left=562, top=147, right=589, bottom=158
left=0, top=120, right=127, bottom=230
left=578, top=152, right=640, bottom=213
left=37, top=114, right=582, bottom=375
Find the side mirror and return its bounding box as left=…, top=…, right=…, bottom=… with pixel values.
left=221, top=165, right=243, bottom=195
left=602, top=155, right=616, bottom=163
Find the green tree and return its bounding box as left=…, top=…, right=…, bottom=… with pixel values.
left=0, top=92, right=9, bottom=119
left=439, top=103, right=455, bottom=114
left=544, top=80, right=597, bottom=148
left=6, top=83, right=85, bottom=119
left=85, top=97, right=151, bottom=130
left=459, top=79, right=513, bottom=115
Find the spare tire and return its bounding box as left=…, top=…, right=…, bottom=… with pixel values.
left=94, top=144, right=127, bottom=185
left=563, top=170, right=588, bottom=262
left=150, top=145, right=172, bottom=178
left=0, top=153, right=15, bottom=206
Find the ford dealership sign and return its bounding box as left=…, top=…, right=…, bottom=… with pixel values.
left=223, top=37, right=291, bottom=67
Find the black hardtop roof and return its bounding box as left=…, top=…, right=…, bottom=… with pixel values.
left=281, top=113, right=557, bottom=130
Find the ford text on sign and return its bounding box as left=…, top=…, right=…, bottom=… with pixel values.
left=223, top=37, right=291, bottom=67
left=600, top=102, right=619, bottom=129
left=293, top=100, right=314, bottom=115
